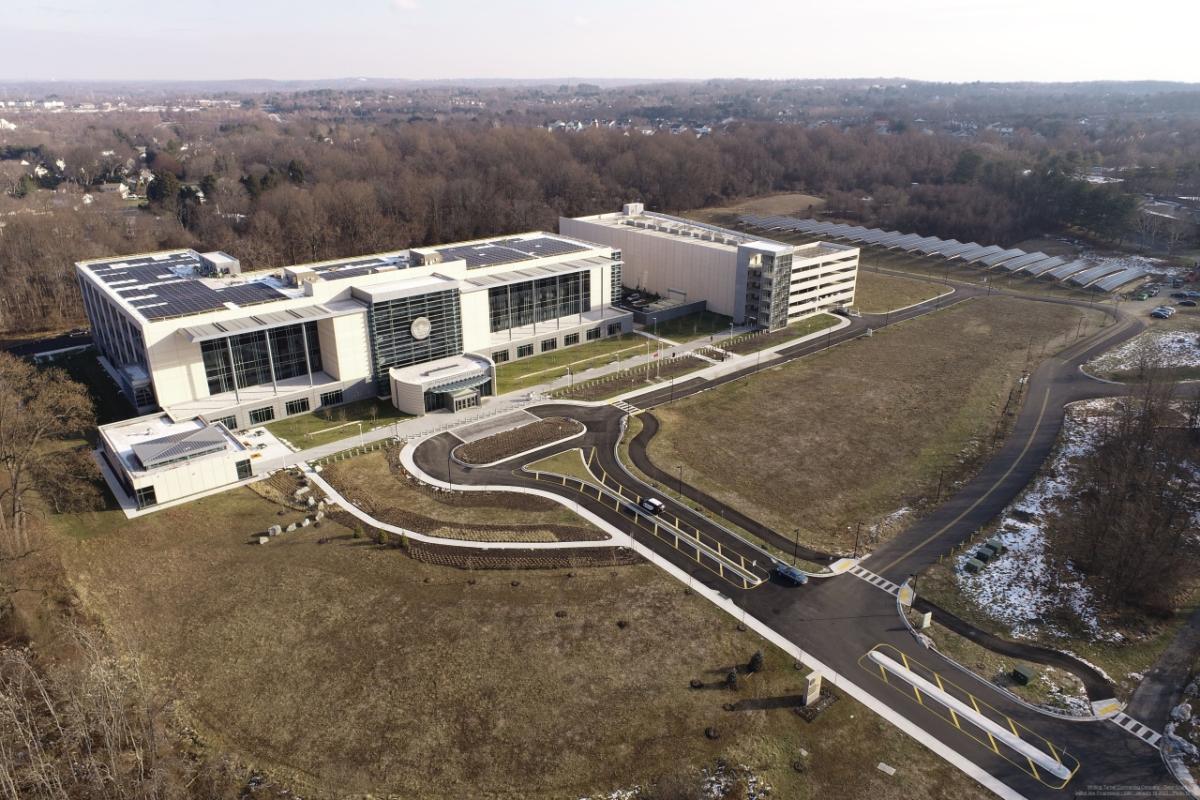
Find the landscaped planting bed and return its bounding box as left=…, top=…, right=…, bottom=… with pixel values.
left=455, top=416, right=583, bottom=464
left=551, top=355, right=707, bottom=402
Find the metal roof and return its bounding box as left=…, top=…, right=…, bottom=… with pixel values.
left=180, top=303, right=359, bottom=343
left=131, top=425, right=228, bottom=469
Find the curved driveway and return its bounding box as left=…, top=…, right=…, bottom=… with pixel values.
left=411, top=280, right=1197, bottom=798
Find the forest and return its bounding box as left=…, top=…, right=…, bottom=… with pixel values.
left=1, top=79, right=1198, bottom=336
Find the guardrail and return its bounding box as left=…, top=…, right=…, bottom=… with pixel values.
left=526, top=449, right=765, bottom=590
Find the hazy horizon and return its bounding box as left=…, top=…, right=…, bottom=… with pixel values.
left=4, top=0, right=1198, bottom=84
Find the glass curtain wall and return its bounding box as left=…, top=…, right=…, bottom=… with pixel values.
left=201, top=321, right=322, bottom=395
left=487, top=271, right=591, bottom=333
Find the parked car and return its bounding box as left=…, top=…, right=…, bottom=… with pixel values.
left=773, top=562, right=809, bottom=586
left=1179, top=300, right=1198, bottom=307
left=1186, top=291, right=1200, bottom=299
left=1171, top=292, right=1190, bottom=299
left=1151, top=307, right=1176, bottom=319
left=639, top=497, right=666, bottom=515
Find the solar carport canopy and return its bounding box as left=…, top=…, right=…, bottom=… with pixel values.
left=1093, top=268, right=1147, bottom=292
left=1022, top=256, right=1069, bottom=276
left=960, top=245, right=1005, bottom=264
left=999, top=253, right=1053, bottom=272
left=1046, top=260, right=1092, bottom=280
left=1069, top=263, right=1127, bottom=286
left=979, top=249, right=1026, bottom=267
left=949, top=244, right=995, bottom=262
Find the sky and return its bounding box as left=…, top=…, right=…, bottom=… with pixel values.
left=2, top=0, right=1197, bottom=84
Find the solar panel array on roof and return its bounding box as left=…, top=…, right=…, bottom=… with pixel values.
left=735, top=215, right=1132, bottom=292
left=85, top=250, right=290, bottom=321
left=435, top=235, right=587, bottom=269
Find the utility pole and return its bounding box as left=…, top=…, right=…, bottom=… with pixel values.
left=935, top=466, right=944, bottom=503
left=677, top=465, right=684, bottom=497
left=853, top=521, right=863, bottom=558
left=793, top=527, right=800, bottom=566
left=446, top=450, right=453, bottom=491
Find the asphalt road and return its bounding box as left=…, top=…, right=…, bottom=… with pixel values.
left=412, top=282, right=1190, bottom=798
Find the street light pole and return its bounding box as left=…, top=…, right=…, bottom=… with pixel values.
left=853, top=521, right=863, bottom=558
left=792, top=527, right=800, bottom=566
left=447, top=450, right=453, bottom=491
left=677, top=465, right=684, bottom=497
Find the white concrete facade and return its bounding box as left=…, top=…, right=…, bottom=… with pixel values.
left=79, top=232, right=629, bottom=511
left=562, top=203, right=859, bottom=329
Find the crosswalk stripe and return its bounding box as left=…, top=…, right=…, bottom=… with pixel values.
left=848, top=565, right=900, bottom=596
left=1110, top=712, right=1162, bottom=748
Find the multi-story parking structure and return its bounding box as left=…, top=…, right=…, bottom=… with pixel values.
left=561, top=203, right=859, bottom=329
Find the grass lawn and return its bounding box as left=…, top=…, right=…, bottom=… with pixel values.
left=54, top=486, right=988, bottom=800
left=683, top=192, right=826, bottom=229
left=495, top=333, right=646, bottom=394
left=853, top=271, right=946, bottom=314
left=525, top=447, right=598, bottom=485
left=647, top=310, right=733, bottom=343
left=722, top=313, right=839, bottom=356
left=647, top=296, right=1109, bottom=553
left=321, top=448, right=602, bottom=542
left=266, top=397, right=412, bottom=448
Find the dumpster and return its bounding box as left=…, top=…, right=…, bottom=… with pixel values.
left=963, top=557, right=986, bottom=574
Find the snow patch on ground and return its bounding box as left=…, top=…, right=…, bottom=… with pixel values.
left=1088, top=329, right=1200, bottom=373
left=954, top=399, right=1116, bottom=640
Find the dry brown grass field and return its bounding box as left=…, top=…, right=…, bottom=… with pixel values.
left=322, top=448, right=603, bottom=542
left=684, top=192, right=825, bottom=228
left=55, top=486, right=987, bottom=800
left=853, top=270, right=946, bottom=313
left=646, top=296, right=1109, bottom=553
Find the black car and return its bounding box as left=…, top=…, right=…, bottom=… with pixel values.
left=773, top=562, right=809, bottom=586
left=1171, top=292, right=1189, bottom=299
left=1179, top=300, right=1198, bottom=307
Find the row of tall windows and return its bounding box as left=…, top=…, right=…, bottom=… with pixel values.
left=487, top=272, right=591, bottom=333
left=200, top=321, right=322, bottom=396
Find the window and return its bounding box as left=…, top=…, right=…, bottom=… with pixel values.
left=235, top=459, right=252, bottom=480
left=564, top=332, right=579, bottom=346
left=541, top=338, right=558, bottom=353
left=491, top=349, right=510, bottom=364
left=607, top=323, right=622, bottom=336
left=285, top=398, right=310, bottom=416
left=517, top=343, right=534, bottom=358
left=586, top=327, right=602, bottom=341
left=134, top=485, right=157, bottom=510
left=249, top=406, right=275, bottom=425
left=320, top=389, right=344, bottom=407
left=211, top=415, right=237, bottom=431
left=486, top=270, right=592, bottom=333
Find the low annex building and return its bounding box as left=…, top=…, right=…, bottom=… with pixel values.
left=78, top=232, right=630, bottom=509
left=561, top=203, right=859, bottom=329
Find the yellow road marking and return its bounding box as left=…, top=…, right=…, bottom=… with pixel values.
left=877, top=386, right=1051, bottom=573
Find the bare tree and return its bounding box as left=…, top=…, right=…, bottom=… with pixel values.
left=0, top=354, right=94, bottom=556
